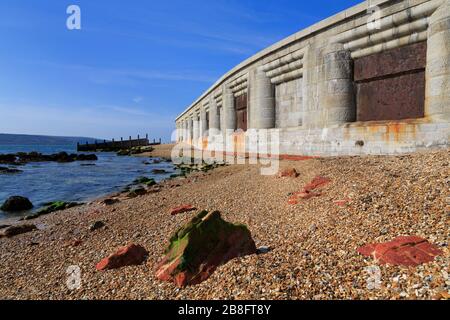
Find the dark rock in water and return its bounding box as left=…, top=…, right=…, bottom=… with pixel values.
left=0, top=224, right=37, bottom=238
left=1, top=196, right=33, bottom=212
left=155, top=211, right=256, bottom=288
left=0, top=152, right=98, bottom=165
left=76, top=154, right=98, bottom=161
left=96, top=244, right=148, bottom=271
left=90, top=221, right=105, bottom=231
left=151, top=169, right=167, bottom=175
left=0, top=166, right=22, bottom=174
left=117, top=149, right=130, bottom=156
left=0, top=154, right=17, bottom=164
left=133, top=176, right=153, bottom=184
left=80, top=163, right=96, bottom=167
left=0, top=224, right=11, bottom=229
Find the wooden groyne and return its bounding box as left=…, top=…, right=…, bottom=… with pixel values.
left=77, top=134, right=161, bottom=152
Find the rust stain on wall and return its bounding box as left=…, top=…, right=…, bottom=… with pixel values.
left=354, top=42, right=427, bottom=122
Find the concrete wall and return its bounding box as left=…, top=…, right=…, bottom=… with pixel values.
left=275, top=78, right=303, bottom=128
left=175, top=0, right=450, bottom=156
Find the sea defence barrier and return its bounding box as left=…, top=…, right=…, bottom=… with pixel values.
left=175, top=0, right=450, bottom=156
left=77, top=135, right=161, bottom=152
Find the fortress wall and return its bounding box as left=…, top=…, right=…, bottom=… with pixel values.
left=175, top=0, right=450, bottom=156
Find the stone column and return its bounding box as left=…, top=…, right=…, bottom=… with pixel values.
left=425, top=0, right=450, bottom=121
left=200, top=108, right=208, bottom=138
left=193, top=114, right=199, bottom=144
left=251, top=67, right=275, bottom=129
left=187, top=117, right=193, bottom=143
left=209, top=96, right=220, bottom=135
left=321, top=43, right=355, bottom=126
left=223, top=85, right=236, bottom=131
left=182, top=120, right=187, bottom=142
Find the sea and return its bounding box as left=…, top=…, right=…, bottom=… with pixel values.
left=0, top=144, right=177, bottom=221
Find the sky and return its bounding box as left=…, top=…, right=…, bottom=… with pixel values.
left=0, top=0, right=361, bottom=141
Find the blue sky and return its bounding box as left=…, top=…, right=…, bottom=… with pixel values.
left=0, top=0, right=361, bottom=140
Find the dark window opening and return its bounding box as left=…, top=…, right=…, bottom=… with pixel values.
left=235, top=93, right=248, bottom=131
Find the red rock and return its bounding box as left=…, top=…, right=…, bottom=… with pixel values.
left=287, top=176, right=330, bottom=204
left=303, top=176, right=331, bottom=192
left=358, top=236, right=443, bottom=267
left=278, top=168, right=299, bottom=178
left=96, top=244, right=148, bottom=271
left=170, top=205, right=196, bottom=216
left=155, top=211, right=256, bottom=287
left=334, top=199, right=351, bottom=207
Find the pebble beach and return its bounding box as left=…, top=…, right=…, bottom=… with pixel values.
left=0, top=145, right=448, bottom=300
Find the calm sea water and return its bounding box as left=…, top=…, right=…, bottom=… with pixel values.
left=0, top=144, right=176, bottom=221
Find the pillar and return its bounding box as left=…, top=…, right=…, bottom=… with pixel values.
left=425, top=0, right=450, bottom=121
left=321, top=43, right=355, bottom=126
left=200, top=108, right=207, bottom=137
left=209, top=96, right=220, bottom=135
left=223, top=85, right=235, bottom=131
left=187, top=117, right=193, bottom=143
left=251, top=67, right=275, bottom=129
left=193, top=114, right=199, bottom=143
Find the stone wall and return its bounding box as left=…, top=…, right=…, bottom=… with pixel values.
left=275, top=78, right=303, bottom=128
left=175, top=0, right=450, bottom=156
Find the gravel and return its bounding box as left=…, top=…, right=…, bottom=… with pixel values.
left=0, top=149, right=448, bottom=300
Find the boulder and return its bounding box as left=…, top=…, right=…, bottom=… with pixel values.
left=287, top=176, right=331, bottom=204
left=278, top=168, right=299, bottom=178
left=96, top=244, right=148, bottom=271
left=0, top=154, right=17, bottom=164
left=170, top=205, right=196, bottom=216
left=155, top=211, right=256, bottom=288
left=358, top=236, right=443, bottom=267
left=151, top=169, right=167, bottom=175
left=36, top=201, right=81, bottom=216
left=1, top=196, right=33, bottom=212
left=0, top=224, right=37, bottom=238
left=127, top=187, right=147, bottom=198
left=102, top=198, right=120, bottom=206
left=89, top=221, right=105, bottom=231
left=76, top=154, right=98, bottom=161
left=133, top=176, right=153, bottom=184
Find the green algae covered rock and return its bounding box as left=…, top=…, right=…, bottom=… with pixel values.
left=22, top=201, right=82, bottom=220
left=155, top=210, right=256, bottom=287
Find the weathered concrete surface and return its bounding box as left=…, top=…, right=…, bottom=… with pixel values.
left=176, top=0, right=449, bottom=156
